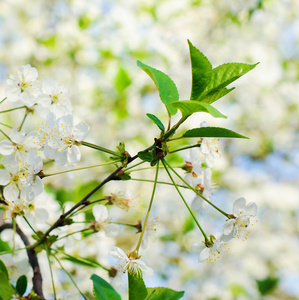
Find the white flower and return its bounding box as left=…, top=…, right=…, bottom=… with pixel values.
left=191, top=234, right=227, bottom=262
left=3, top=198, right=27, bottom=220
left=36, top=77, right=72, bottom=119
left=92, top=204, right=118, bottom=236
left=183, top=148, right=204, bottom=186
left=18, top=150, right=44, bottom=202
left=191, top=168, right=215, bottom=211
left=5, top=64, right=40, bottom=107
left=106, top=191, right=135, bottom=211
left=200, top=122, right=222, bottom=167
left=109, top=247, right=153, bottom=277
left=0, top=128, right=33, bottom=161
left=222, top=197, right=257, bottom=241
left=44, top=114, right=90, bottom=165
left=0, top=158, right=21, bottom=202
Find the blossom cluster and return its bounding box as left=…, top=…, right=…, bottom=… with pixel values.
left=184, top=139, right=258, bottom=262
left=0, top=65, right=90, bottom=219
left=183, top=121, right=221, bottom=212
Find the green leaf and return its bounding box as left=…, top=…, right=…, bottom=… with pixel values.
left=138, top=151, right=153, bottom=162
left=188, top=40, right=212, bottom=100
left=0, top=271, right=14, bottom=300
left=201, top=87, right=235, bottom=104
left=128, top=273, right=148, bottom=300
left=0, top=259, right=9, bottom=280
left=91, top=274, right=121, bottom=300
left=198, top=62, right=259, bottom=101
left=16, top=275, right=27, bottom=296
left=62, top=253, right=103, bottom=268
left=146, top=287, right=185, bottom=300
left=0, top=238, right=11, bottom=253
left=256, top=276, right=279, bottom=295
left=115, top=67, right=132, bottom=93
left=137, top=60, right=178, bottom=117
left=181, top=127, right=249, bottom=139
left=146, top=113, right=165, bottom=132
left=171, top=100, right=227, bottom=119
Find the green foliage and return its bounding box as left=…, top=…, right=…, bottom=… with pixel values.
left=62, top=253, right=104, bottom=268
left=128, top=273, right=185, bottom=300
left=128, top=273, right=148, bottom=300
left=138, top=150, right=153, bottom=162
left=198, top=62, right=259, bottom=102
left=171, top=100, right=227, bottom=119
left=146, top=113, right=165, bottom=132
left=91, top=274, right=121, bottom=300
left=0, top=259, right=9, bottom=280
left=16, top=275, right=27, bottom=296
left=137, top=60, right=179, bottom=117
left=181, top=127, right=249, bottom=139
left=200, top=87, right=235, bottom=104
left=78, top=14, right=93, bottom=29
left=0, top=261, right=14, bottom=300
left=115, top=67, right=132, bottom=93
left=0, top=238, right=11, bottom=253
left=256, top=276, right=279, bottom=295
left=146, top=287, right=184, bottom=299
left=188, top=40, right=212, bottom=100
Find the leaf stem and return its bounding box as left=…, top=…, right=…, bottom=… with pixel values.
left=0, top=128, right=13, bottom=143
left=161, top=159, right=208, bottom=242
left=169, top=143, right=201, bottom=153
left=46, top=247, right=57, bottom=300
left=23, top=216, right=38, bottom=235
left=163, top=159, right=230, bottom=218
left=18, top=112, right=29, bottom=131
left=0, top=122, right=12, bottom=129
left=134, top=161, right=159, bottom=254
left=0, top=97, right=7, bottom=104
left=53, top=254, right=88, bottom=300
left=56, top=228, right=91, bottom=241
left=0, top=105, right=27, bottom=113
left=81, top=141, right=122, bottom=157
left=42, top=161, right=120, bottom=178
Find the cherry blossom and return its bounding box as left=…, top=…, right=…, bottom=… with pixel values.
left=36, top=77, right=72, bottom=119
left=191, top=234, right=228, bottom=262
left=92, top=204, right=118, bottom=236
left=44, top=114, right=90, bottom=165
left=109, top=247, right=153, bottom=277
left=5, top=64, right=40, bottom=107
left=222, top=197, right=257, bottom=241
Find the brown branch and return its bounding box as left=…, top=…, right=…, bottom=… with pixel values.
left=44, top=145, right=154, bottom=238
left=0, top=223, right=44, bottom=299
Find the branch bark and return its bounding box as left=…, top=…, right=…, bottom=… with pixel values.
left=0, top=223, right=44, bottom=298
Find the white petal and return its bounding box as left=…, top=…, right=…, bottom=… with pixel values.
left=109, top=247, right=128, bottom=261
left=67, top=145, right=81, bottom=163
left=58, top=115, right=73, bottom=134
left=0, top=170, right=11, bottom=185
left=0, top=140, right=14, bottom=155
left=41, top=77, right=57, bottom=94
left=4, top=183, right=19, bottom=201
left=10, top=128, right=25, bottom=144
left=55, top=151, right=68, bottom=166
left=233, top=197, right=246, bottom=216
left=244, top=202, right=257, bottom=217
left=199, top=247, right=211, bottom=262
left=73, top=122, right=90, bottom=141
left=222, top=219, right=235, bottom=235
left=191, top=196, right=204, bottom=211
left=93, top=204, right=109, bottom=222
left=191, top=242, right=204, bottom=253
